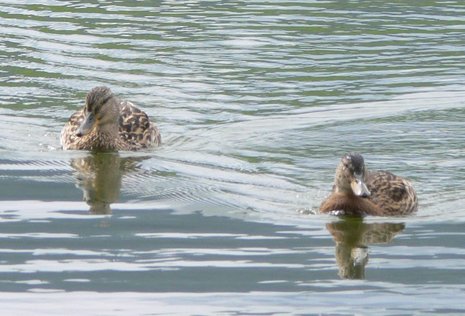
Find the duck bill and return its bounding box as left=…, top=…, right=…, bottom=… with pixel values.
left=351, top=175, right=371, bottom=197
left=76, top=112, right=96, bottom=137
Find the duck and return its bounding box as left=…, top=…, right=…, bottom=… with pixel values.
left=61, top=86, right=161, bottom=151
left=319, top=153, right=418, bottom=216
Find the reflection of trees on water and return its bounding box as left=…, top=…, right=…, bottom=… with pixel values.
left=71, top=153, right=141, bottom=214
left=326, top=218, right=405, bottom=279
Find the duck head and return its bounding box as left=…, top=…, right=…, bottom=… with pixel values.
left=334, top=153, right=371, bottom=198
left=76, top=86, right=119, bottom=137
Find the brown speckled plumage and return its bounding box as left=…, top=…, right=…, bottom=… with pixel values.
left=320, top=153, right=418, bottom=216
left=61, top=86, right=161, bottom=151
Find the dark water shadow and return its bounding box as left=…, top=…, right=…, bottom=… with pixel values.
left=326, top=218, right=405, bottom=279
left=71, top=152, right=144, bottom=214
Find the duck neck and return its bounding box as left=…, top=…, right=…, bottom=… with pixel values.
left=87, top=122, right=121, bottom=151
left=97, top=121, right=119, bottom=137
left=334, top=177, right=355, bottom=196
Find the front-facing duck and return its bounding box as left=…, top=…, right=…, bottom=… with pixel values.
left=319, top=153, right=418, bottom=216
left=61, top=86, right=161, bottom=151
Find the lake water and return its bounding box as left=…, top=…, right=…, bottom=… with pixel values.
left=1, top=1, right=465, bottom=314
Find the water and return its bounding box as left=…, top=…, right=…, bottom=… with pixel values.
left=1, top=0, right=465, bottom=314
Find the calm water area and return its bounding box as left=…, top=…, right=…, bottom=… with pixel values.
left=1, top=1, right=465, bottom=314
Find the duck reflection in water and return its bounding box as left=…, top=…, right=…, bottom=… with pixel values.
left=71, top=152, right=139, bottom=214
left=326, top=218, right=405, bottom=279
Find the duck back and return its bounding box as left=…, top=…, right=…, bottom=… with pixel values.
left=118, top=101, right=161, bottom=150
left=366, top=171, right=418, bottom=215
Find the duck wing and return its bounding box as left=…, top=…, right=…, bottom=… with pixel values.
left=366, top=171, right=418, bottom=215
left=61, top=109, right=85, bottom=149
left=118, top=101, right=161, bottom=149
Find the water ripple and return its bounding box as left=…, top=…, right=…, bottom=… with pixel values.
left=2, top=1, right=465, bottom=312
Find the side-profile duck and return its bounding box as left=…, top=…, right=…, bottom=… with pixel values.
left=61, top=86, right=161, bottom=151
left=319, top=153, right=418, bottom=216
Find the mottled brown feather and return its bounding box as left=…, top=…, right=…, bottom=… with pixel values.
left=365, top=170, right=418, bottom=215
left=118, top=100, right=161, bottom=150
